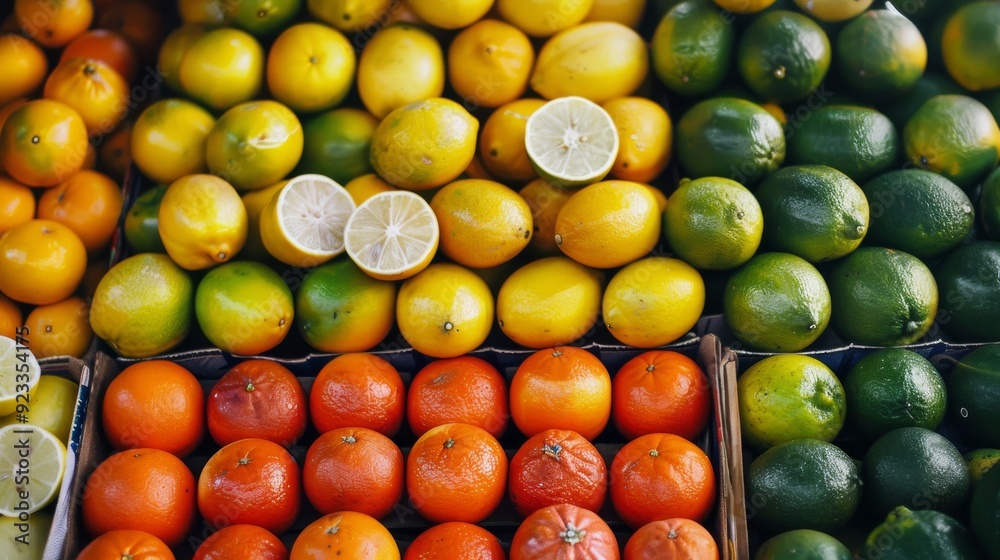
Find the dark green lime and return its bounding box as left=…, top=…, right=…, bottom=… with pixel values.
left=651, top=0, right=735, bottom=97
left=936, top=241, right=1000, bottom=342
left=123, top=184, right=167, bottom=254
left=863, top=507, right=981, bottom=560
left=880, top=73, right=965, bottom=129
left=836, top=9, right=927, bottom=98
left=948, top=344, right=1000, bottom=447
left=296, top=108, right=378, bottom=185
left=786, top=105, right=899, bottom=183
left=971, top=461, right=1000, bottom=558
left=738, top=11, right=831, bottom=104
left=754, top=529, right=851, bottom=560
left=980, top=166, right=1000, bottom=240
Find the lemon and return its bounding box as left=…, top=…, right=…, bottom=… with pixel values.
left=497, top=256, right=604, bottom=348
left=158, top=24, right=207, bottom=93
left=266, top=22, right=356, bottom=113
left=344, top=173, right=395, bottom=206
left=431, top=179, right=533, bottom=269
left=344, top=190, right=440, bottom=281
left=480, top=98, right=546, bottom=182
left=602, top=256, right=705, bottom=347
left=408, top=0, right=494, bottom=29
left=0, top=337, right=40, bottom=418
left=518, top=178, right=574, bottom=256
left=178, top=27, right=264, bottom=111
left=370, top=97, right=479, bottom=191
left=554, top=180, right=661, bottom=269
left=497, top=0, right=594, bottom=36
left=712, top=0, right=775, bottom=13
left=530, top=22, right=648, bottom=103
left=90, top=253, right=194, bottom=358
left=239, top=180, right=286, bottom=262
left=794, top=0, right=874, bottom=21
left=0, top=424, right=66, bottom=516
left=158, top=174, right=248, bottom=270
left=448, top=19, right=535, bottom=108
left=357, top=24, right=445, bottom=119
left=603, top=97, right=672, bottom=183
left=259, top=174, right=356, bottom=268
left=584, top=0, right=647, bottom=28
left=396, top=263, right=494, bottom=358
left=525, top=96, right=620, bottom=188
left=0, top=509, right=51, bottom=559
left=205, top=100, right=304, bottom=191
left=0, top=375, right=78, bottom=446
left=130, top=98, right=215, bottom=185
left=307, top=0, right=392, bottom=32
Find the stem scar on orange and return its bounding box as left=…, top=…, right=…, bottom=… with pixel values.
left=509, top=503, right=621, bottom=560
left=508, top=428, right=608, bottom=517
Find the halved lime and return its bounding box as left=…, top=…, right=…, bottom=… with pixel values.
left=525, top=96, right=620, bottom=188
left=259, top=173, right=357, bottom=267
left=344, top=190, right=440, bottom=281
left=0, top=424, right=66, bottom=516
left=0, top=337, right=39, bottom=417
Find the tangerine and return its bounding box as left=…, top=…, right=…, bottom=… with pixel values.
left=309, top=353, right=405, bottom=436
left=508, top=428, right=608, bottom=517
left=206, top=360, right=307, bottom=448
left=406, top=356, right=509, bottom=438
left=509, top=503, right=620, bottom=560
left=612, top=351, right=711, bottom=441
left=192, top=524, right=287, bottom=560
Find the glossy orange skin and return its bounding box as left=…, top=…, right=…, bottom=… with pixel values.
left=0, top=219, right=88, bottom=305
left=198, top=438, right=302, bottom=535
left=207, top=360, right=307, bottom=448
left=0, top=175, right=35, bottom=235
left=82, top=448, right=197, bottom=548
left=192, top=524, right=288, bottom=560
left=612, top=350, right=711, bottom=441
left=0, top=34, right=48, bottom=105
left=290, top=511, right=400, bottom=560
left=0, top=293, right=21, bottom=340
left=609, top=433, right=717, bottom=529
left=403, top=522, right=506, bottom=560
left=510, top=503, right=620, bottom=560
left=23, top=296, right=93, bottom=359
left=623, top=518, right=720, bottom=560
left=309, top=353, right=405, bottom=436
left=37, top=168, right=124, bottom=253
left=76, top=529, right=176, bottom=560
left=61, top=28, right=139, bottom=84
left=406, top=423, right=508, bottom=524
left=509, top=428, right=608, bottom=517
left=509, top=346, right=612, bottom=440
left=303, top=426, right=404, bottom=519
left=407, top=356, right=509, bottom=438
left=44, top=57, right=129, bottom=135
left=101, top=360, right=205, bottom=457
left=0, top=99, right=89, bottom=187
left=14, top=0, right=93, bottom=48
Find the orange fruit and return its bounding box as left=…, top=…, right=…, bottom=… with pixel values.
left=192, top=524, right=287, bottom=560
left=406, top=356, right=509, bottom=438
left=0, top=34, right=48, bottom=105
left=290, top=511, right=400, bottom=560
left=303, top=426, right=405, bottom=519
left=61, top=28, right=139, bottom=85
left=76, top=529, right=175, bottom=560
left=96, top=0, right=165, bottom=63
left=612, top=350, right=711, bottom=441
left=0, top=293, right=22, bottom=340
left=0, top=99, right=89, bottom=187
left=510, top=503, right=620, bottom=560
left=0, top=98, right=29, bottom=139
left=403, top=522, right=505, bottom=560
left=22, top=296, right=93, bottom=359
left=101, top=360, right=205, bottom=457
left=508, top=428, right=608, bottom=517
left=44, top=57, right=129, bottom=136
left=197, top=438, right=301, bottom=535
left=509, top=346, right=612, bottom=440
left=609, top=433, right=716, bottom=528
left=37, top=169, right=124, bottom=254
left=0, top=175, right=35, bottom=235
left=97, top=119, right=131, bottom=181
left=406, top=422, right=508, bottom=524
left=14, top=0, right=93, bottom=48
left=309, top=353, right=405, bottom=436
left=0, top=219, right=87, bottom=306
left=623, top=518, right=720, bottom=560
left=206, top=360, right=307, bottom=448
left=82, top=448, right=197, bottom=548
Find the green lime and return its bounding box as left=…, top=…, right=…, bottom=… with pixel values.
left=971, top=460, right=1000, bottom=558
left=228, top=0, right=302, bottom=36
left=864, top=507, right=981, bottom=560
left=296, top=107, right=378, bottom=185
left=123, top=185, right=167, bottom=254
left=862, top=169, right=975, bottom=260
left=724, top=252, right=831, bottom=352
left=980, top=166, right=1000, bottom=240
left=738, top=11, right=831, bottom=104
left=986, top=89, right=1000, bottom=124
left=738, top=354, right=846, bottom=452
left=863, top=427, right=969, bottom=518
left=785, top=105, right=899, bottom=183
left=843, top=348, right=947, bottom=439
left=827, top=247, right=938, bottom=346
left=965, top=448, right=1000, bottom=490
left=936, top=241, right=1000, bottom=343
left=942, top=2, right=1000, bottom=91
left=836, top=9, right=927, bottom=98
left=90, top=253, right=193, bottom=358
left=747, top=439, right=862, bottom=534
left=662, top=176, right=763, bottom=271
left=754, top=529, right=851, bottom=560
left=879, top=73, right=965, bottom=129
left=755, top=165, right=869, bottom=263
left=948, top=343, right=1000, bottom=447
left=675, top=97, right=786, bottom=186
left=903, top=94, right=1000, bottom=190
left=296, top=257, right=397, bottom=353
left=651, top=0, right=735, bottom=97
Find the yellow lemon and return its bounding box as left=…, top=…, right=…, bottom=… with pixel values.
left=178, top=0, right=231, bottom=26
left=307, top=0, right=393, bottom=33
left=497, top=256, right=604, bottom=348
left=448, top=19, right=534, bottom=108
left=497, top=0, right=594, bottom=37
left=430, top=178, right=533, bottom=268
left=554, top=180, right=661, bottom=269
left=584, top=0, right=647, bottom=28
left=0, top=337, right=39, bottom=417
left=267, top=22, right=356, bottom=113
left=344, top=190, right=440, bottom=281
left=712, top=0, right=776, bottom=13
left=518, top=178, right=574, bottom=256
left=525, top=96, right=619, bottom=188
left=602, top=256, right=705, bottom=347
left=602, top=96, right=672, bottom=183
left=0, top=374, right=78, bottom=445
left=259, top=174, right=356, bottom=267
left=0, top=425, right=65, bottom=516
left=158, top=174, right=248, bottom=270
left=158, top=24, right=208, bottom=93
left=794, top=0, right=874, bottom=22
left=408, top=0, right=494, bottom=29
left=344, top=173, right=396, bottom=206
left=240, top=180, right=286, bottom=261
left=370, top=97, right=479, bottom=191
left=479, top=98, right=546, bottom=182
left=357, top=24, right=445, bottom=119
left=205, top=100, right=304, bottom=191
left=178, top=27, right=264, bottom=111
left=130, top=98, right=215, bottom=185
left=396, top=263, right=494, bottom=358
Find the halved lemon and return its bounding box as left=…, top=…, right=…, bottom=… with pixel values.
left=344, top=191, right=440, bottom=281
left=0, top=424, right=66, bottom=516
left=525, top=96, right=620, bottom=188
left=259, top=174, right=357, bottom=267
left=0, top=337, right=39, bottom=417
